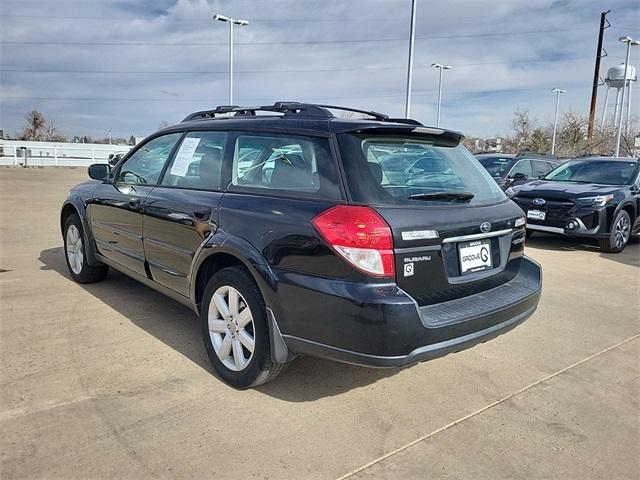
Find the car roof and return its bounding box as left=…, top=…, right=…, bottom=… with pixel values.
left=158, top=102, right=465, bottom=144
left=475, top=153, right=516, bottom=159
left=567, top=156, right=639, bottom=163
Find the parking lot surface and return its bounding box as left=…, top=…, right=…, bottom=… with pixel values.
left=1, top=167, right=638, bottom=479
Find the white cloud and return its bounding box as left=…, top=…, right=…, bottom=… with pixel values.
left=0, top=0, right=638, bottom=139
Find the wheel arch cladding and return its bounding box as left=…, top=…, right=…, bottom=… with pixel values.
left=620, top=203, right=636, bottom=222
left=60, top=203, right=79, bottom=234
left=194, top=252, right=247, bottom=309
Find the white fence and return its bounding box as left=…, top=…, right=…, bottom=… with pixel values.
left=0, top=141, right=132, bottom=167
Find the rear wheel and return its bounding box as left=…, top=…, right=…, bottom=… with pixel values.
left=599, top=210, right=631, bottom=253
left=63, top=214, right=109, bottom=283
left=201, top=266, right=287, bottom=389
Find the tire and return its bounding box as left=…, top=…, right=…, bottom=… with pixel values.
left=599, top=210, right=631, bottom=253
left=63, top=214, right=109, bottom=283
left=525, top=229, right=534, bottom=239
left=201, top=266, right=287, bottom=389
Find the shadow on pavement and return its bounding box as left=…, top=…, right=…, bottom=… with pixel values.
left=39, top=246, right=399, bottom=401
left=527, top=233, right=640, bottom=268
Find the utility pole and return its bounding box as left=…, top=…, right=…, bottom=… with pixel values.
left=587, top=10, right=610, bottom=139
left=404, top=0, right=417, bottom=118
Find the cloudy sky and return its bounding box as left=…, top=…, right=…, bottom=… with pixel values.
left=1, top=0, right=638, bottom=140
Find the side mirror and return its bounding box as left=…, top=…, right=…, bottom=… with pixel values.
left=512, top=172, right=528, bottom=180
left=88, top=163, right=111, bottom=180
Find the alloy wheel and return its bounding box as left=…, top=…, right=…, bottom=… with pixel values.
left=208, top=286, right=255, bottom=371
left=614, top=215, right=630, bottom=249
left=66, top=224, right=84, bottom=274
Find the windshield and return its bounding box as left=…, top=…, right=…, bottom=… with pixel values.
left=544, top=160, right=638, bottom=185
left=337, top=134, right=507, bottom=206
left=478, top=156, right=514, bottom=178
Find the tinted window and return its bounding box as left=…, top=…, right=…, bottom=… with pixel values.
left=508, top=160, right=533, bottom=178
left=161, top=131, right=227, bottom=190
left=477, top=156, right=514, bottom=178
left=230, top=133, right=341, bottom=200
left=337, top=134, right=506, bottom=206
left=116, top=133, right=181, bottom=185
left=532, top=160, right=552, bottom=177
left=545, top=160, right=638, bottom=185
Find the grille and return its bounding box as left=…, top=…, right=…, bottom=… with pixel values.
left=514, top=196, right=574, bottom=228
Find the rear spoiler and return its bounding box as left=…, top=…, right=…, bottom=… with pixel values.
left=334, top=124, right=464, bottom=146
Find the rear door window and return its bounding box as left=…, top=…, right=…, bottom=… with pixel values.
left=508, top=160, right=533, bottom=179
left=229, top=133, right=342, bottom=200
left=532, top=160, right=552, bottom=178
left=161, top=131, right=227, bottom=191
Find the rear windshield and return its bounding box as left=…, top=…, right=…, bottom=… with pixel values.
left=337, top=134, right=507, bottom=206
left=544, top=160, right=638, bottom=185
left=477, top=156, right=514, bottom=178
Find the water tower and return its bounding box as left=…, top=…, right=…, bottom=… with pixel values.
left=601, top=63, right=637, bottom=130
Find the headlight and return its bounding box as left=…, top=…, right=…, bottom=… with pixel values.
left=580, top=194, right=613, bottom=207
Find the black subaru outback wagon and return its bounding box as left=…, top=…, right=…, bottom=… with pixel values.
left=61, top=102, right=542, bottom=389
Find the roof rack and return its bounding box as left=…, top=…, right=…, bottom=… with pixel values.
left=181, top=101, right=420, bottom=125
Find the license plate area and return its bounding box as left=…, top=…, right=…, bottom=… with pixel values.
left=527, top=209, right=546, bottom=221
left=458, top=239, right=493, bottom=275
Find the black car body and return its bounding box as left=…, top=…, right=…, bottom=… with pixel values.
left=511, top=156, right=640, bottom=252
left=60, top=102, right=542, bottom=388
left=477, top=153, right=559, bottom=190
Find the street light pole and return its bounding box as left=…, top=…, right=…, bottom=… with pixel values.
left=107, top=129, right=112, bottom=145
left=431, top=63, right=452, bottom=127
left=213, top=14, right=249, bottom=105
left=551, top=88, right=566, bottom=155
left=615, top=36, right=639, bottom=157
left=404, top=0, right=417, bottom=118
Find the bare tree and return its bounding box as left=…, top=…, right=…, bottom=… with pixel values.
left=18, top=110, right=47, bottom=140
left=44, top=120, right=67, bottom=142
left=503, top=109, right=534, bottom=153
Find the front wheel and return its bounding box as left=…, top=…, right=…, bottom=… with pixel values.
left=63, top=214, right=109, bottom=283
left=201, top=266, right=287, bottom=389
left=599, top=210, right=631, bottom=253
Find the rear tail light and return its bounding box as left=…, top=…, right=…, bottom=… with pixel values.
left=312, top=205, right=395, bottom=277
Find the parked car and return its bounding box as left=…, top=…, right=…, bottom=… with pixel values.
left=510, top=156, right=640, bottom=252
left=60, top=102, right=542, bottom=389
left=107, top=153, right=124, bottom=166
left=476, top=153, right=560, bottom=190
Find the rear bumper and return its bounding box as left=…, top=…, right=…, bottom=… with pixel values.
left=270, top=257, right=542, bottom=368
left=283, top=305, right=536, bottom=367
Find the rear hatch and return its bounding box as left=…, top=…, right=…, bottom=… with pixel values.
left=335, top=128, right=526, bottom=305
left=376, top=202, right=523, bottom=305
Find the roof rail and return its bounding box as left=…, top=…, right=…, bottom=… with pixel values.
left=182, top=101, right=421, bottom=125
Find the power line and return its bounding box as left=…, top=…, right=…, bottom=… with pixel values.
left=2, top=13, right=404, bottom=23
left=0, top=86, right=561, bottom=103
left=0, top=27, right=591, bottom=47
left=0, top=56, right=592, bottom=75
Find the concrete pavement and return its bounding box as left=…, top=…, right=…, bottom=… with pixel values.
left=1, top=167, right=638, bottom=479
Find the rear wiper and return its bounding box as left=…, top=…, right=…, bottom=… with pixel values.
left=408, top=191, right=475, bottom=202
